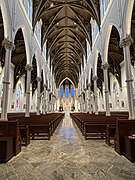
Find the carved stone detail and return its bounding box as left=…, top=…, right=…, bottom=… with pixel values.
left=47, top=88, right=50, bottom=92
left=101, top=63, right=109, bottom=70
left=2, top=38, right=15, bottom=50
left=43, top=84, right=47, bottom=88
left=36, top=77, right=42, bottom=82
left=92, top=76, right=98, bottom=81
left=25, top=64, right=33, bottom=71
left=125, top=79, right=133, bottom=82
left=120, top=35, right=134, bottom=48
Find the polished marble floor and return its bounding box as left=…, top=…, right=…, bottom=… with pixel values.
left=0, top=111, right=135, bottom=180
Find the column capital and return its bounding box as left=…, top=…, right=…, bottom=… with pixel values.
left=93, top=76, right=98, bottom=81
left=43, top=84, right=47, bottom=88
left=83, top=87, right=87, bottom=91
left=102, top=62, right=109, bottom=70
left=47, top=88, right=51, bottom=92
left=36, top=77, right=42, bottom=82
left=25, top=64, right=33, bottom=71
left=125, top=79, right=133, bottom=82
left=120, top=35, right=134, bottom=48
left=2, top=38, right=15, bottom=50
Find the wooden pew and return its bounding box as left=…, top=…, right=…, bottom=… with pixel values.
left=105, top=125, right=116, bottom=146
left=71, top=113, right=130, bottom=144
left=0, top=120, right=21, bottom=163
left=8, top=113, right=64, bottom=140
left=19, top=125, right=30, bottom=146
left=71, top=113, right=116, bottom=140
left=114, top=119, right=135, bottom=162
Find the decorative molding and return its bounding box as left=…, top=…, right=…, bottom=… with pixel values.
left=47, top=88, right=51, bottom=92
left=3, top=81, right=10, bottom=84
left=101, top=62, right=109, bottom=70
left=36, top=77, right=42, bottom=82
left=25, top=64, right=33, bottom=71
left=2, top=38, right=15, bottom=50
left=120, top=35, right=134, bottom=48
left=43, top=84, right=47, bottom=88
left=11, top=63, right=15, bottom=71
left=125, top=79, right=133, bottom=82
left=92, top=76, right=98, bottom=81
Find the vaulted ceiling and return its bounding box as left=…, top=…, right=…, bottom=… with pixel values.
left=0, top=1, right=135, bottom=94
left=33, top=0, right=100, bottom=87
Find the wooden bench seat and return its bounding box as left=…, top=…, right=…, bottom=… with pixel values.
left=71, top=113, right=128, bottom=143
left=0, top=120, right=21, bottom=163
left=105, top=125, right=116, bottom=145
left=8, top=113, right=64, bottom=140
left=19, top=125, right=30, bottom=146
left=71, top=113, right=117, bottom=140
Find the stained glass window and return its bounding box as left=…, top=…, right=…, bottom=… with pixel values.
left=71, top=87, right=74, bottom=97
left=60, top=86, right=63, bottom=97
left=65, top=87, right=69, bottom=98
left=16, top=84, right=22, bottom=110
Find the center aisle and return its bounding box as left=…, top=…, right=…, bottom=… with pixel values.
left=1, top=111, right=135, bottom=180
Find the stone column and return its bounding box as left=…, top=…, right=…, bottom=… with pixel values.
left=93, top=76, right=98, bottom=115
left=36, top=77, right=41, bottom=115
left=1, top=39, right=15, bottom=120
left=102, top=63, right=110, bottom=116
left=52, top=95, right=54, bottom=112
left=52, top=95, right=55, bottom=112
left=79, top=95, right=82, bottom=112
left=25, top=64, right=33, bottom=117
left=46, top=89, right=50, bottom=112
left=43, top=84, right=47, bottom=114
left=50, top=93, right=52, bottom=112
left=120, top=35, right=135, bottom=119
left=86, top=90, right=89, bottom=112
left=81, top=92, right=84, bottom=112
left=119, top=87, right=122, bottom=110
left=88, top=84, right=92, bottom=114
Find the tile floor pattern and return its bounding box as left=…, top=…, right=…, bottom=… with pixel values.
left=0, top=111, right=135, bottom=180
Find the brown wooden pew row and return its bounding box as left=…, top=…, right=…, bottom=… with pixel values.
left=19, top=125, right=30, bottom=146
left=8, top=113, right=64, bottom=140
left=0, top=120, right=21, bottom=163
left=70, top=113, right=116, bottom=139
left=71, top=113, right=115, bottom=129
left=17, top=114, right=63, bottom=141
left=99, top=111, right=129, bottom=116
left=114, top=119, right=135, bottom=162
left=70, top=113, right=129, bottom=143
